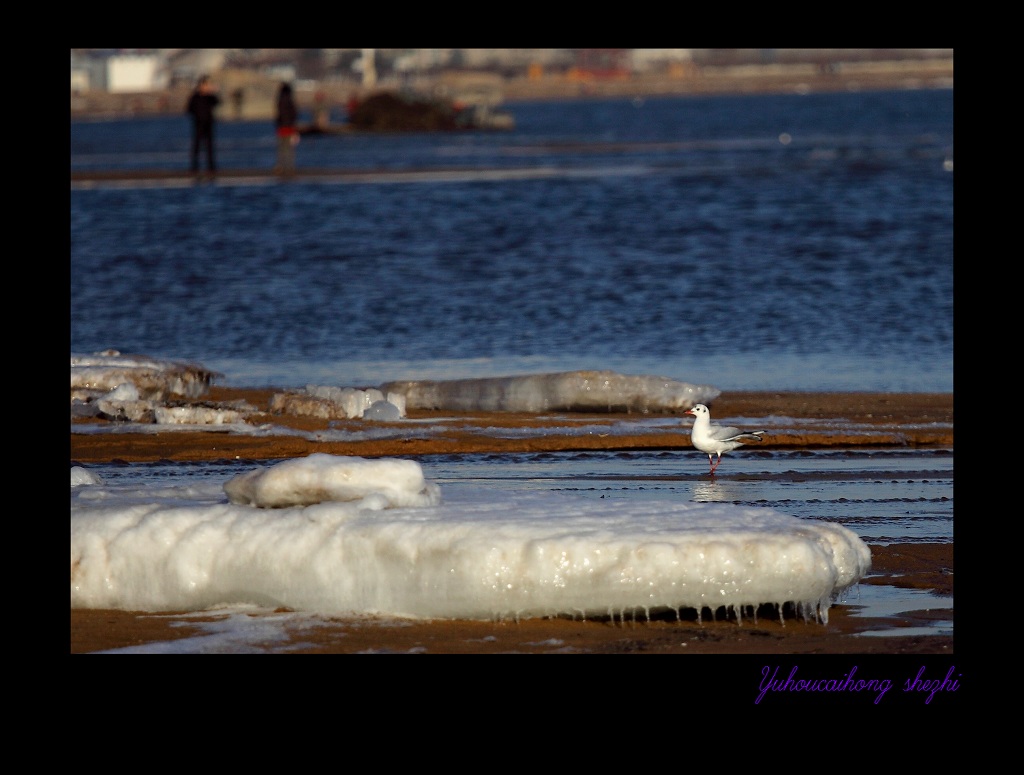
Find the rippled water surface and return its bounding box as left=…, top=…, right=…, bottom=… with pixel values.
left=83, top=447, right=953, bottom=542
left=70, top=89, right=953, bottom=392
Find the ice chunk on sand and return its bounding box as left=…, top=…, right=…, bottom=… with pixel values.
left=224, top=454, right=441, bottom=508
left=71, top=350, right=221, bottom=401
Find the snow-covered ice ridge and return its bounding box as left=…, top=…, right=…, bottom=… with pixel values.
left=380, top=371, right=720, bottom=413
left=71, top=455, right=871, bottom=623
left=71, top=352, right=721, bottom=424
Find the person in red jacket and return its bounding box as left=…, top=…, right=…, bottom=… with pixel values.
left=186, top=75, right=220, bottom=177
left=275, top=82, right=299, bottom=176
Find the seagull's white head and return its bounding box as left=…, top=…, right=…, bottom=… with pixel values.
left=685, top=404, right=709, bottom=418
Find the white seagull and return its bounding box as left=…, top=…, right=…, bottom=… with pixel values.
left=684, top=403, right=766, bottom=475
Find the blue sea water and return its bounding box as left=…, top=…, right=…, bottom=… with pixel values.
left=70, top=88, right=953, bottom=392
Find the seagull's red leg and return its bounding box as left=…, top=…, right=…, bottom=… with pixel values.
left=710, top=456, right=721, bottom=474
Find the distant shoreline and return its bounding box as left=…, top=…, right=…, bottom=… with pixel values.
left=503, top=59, right=953, bottom=102
left=70, top=58, right=953, bottom=122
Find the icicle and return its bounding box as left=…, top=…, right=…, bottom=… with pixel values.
left=818, top=598, right=830, bottom=625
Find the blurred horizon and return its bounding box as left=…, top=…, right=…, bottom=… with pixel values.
left=71, top=48, right=954, bottom=121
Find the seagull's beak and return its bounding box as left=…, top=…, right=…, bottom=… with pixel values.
left=684, top=409, right=695, bottom=416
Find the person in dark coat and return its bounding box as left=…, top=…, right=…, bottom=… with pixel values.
left=187, top=75, right=220, bottom=176
left=274, top=82, right=299, bottom=175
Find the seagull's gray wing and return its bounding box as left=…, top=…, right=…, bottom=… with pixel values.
left=710, top=425, right=765, bottom=443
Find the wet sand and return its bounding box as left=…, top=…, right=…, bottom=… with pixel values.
left=71, top=388, right=953, bottom=463
left=70, top=390, right=954, bottom=656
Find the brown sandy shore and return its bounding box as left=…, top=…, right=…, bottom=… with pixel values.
left=70, top=390, right=954, bottom=656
